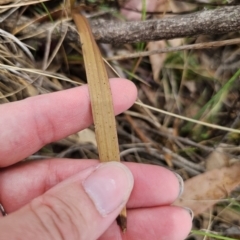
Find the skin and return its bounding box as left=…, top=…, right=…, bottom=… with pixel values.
left=121, top=0, right=161, bottom=20
left=0, top=78, right=192, bottom=239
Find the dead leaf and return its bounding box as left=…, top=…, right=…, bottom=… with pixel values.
left=146, top=1, right=187, bottom=82
left=147, top=41, right=167, bottom=82
left=174, top=163, right=240, bottom=215
left=77, top=128, right=97, bottom=146
left=71, top=5, right=126, bottom=231
left=169, top=0, right=196, bottom=13
left=205, top=145, right=230, bottom=171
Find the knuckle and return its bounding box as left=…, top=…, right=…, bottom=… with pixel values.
left=30, top=194, right=87, bottom=240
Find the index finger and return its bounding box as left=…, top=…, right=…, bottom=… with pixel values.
left=0, top=79, right=137, bottom=167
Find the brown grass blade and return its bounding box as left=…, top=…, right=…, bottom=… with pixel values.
left=71, top=7, right=127, bottom=231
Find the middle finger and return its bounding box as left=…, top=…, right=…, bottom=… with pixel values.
left=0, top=160, right=181, bottom=212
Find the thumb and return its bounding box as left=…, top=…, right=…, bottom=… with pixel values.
left=0, top=162, right=134, bottom=240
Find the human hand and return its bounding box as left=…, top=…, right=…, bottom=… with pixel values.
left=0, top=78, right=192, bottom=239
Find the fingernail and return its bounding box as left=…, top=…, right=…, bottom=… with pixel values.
left=82, top=162, right=134, bottom=216
left=183, top=207, right=194, bottom=220
left=0, top=203, right=7, bottom=217
left=173, top=172, right=184, bottom=197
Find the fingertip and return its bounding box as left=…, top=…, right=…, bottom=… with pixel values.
left=178, top=207, right=193, bottom=239
left=171, top=172, right=184, bottom=198
left=110, top=78, right=137, bottom=113
left=100, top=206, right=192, bottom=240
left=183, top=207, right=194, bottom=220
left=83, top=162, right=134, bottom=216
left=127, top=164, right=183, bottom=207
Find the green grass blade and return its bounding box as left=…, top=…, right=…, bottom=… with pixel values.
left=191, top=230, right=238, bottom=240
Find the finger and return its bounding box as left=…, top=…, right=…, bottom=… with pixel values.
left=0, top=79, right=137, bottom=167
left=0, top=160, right=182, bottom=212
left=100, top=206, right=192, bottom=240
left=0, top=162, right=134, bottom=240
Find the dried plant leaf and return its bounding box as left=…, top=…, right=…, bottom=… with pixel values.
left=147, top=41, right=167, bottom=82
left=77, top=128, right=97, bottom=146
left=174, top=163, right=240, bottom=215
left=205, top=146, right=230, bottom=171
left=71, top=10, right=120, bottom=163
left=71, top=6, right=126, bottom=231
